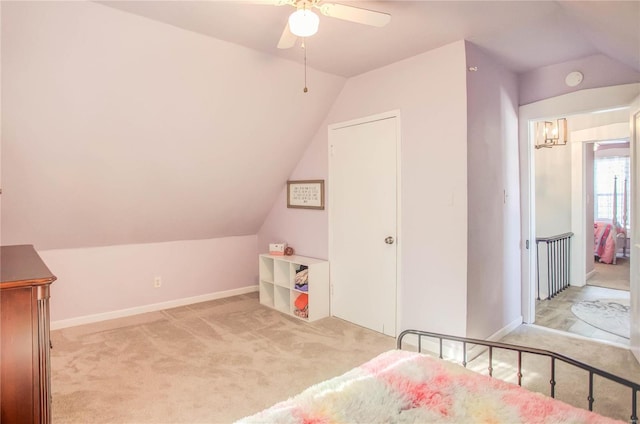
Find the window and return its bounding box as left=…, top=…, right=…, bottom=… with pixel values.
left=594, top=156, right=630, bottom=228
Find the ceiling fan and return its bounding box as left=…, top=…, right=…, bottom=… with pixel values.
left=273, top=0, right=391, bottom=49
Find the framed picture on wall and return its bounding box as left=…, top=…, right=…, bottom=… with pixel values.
left=287, top=180, right=325, bottom=210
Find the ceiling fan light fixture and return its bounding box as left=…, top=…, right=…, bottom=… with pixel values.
left=288, top=9, right=319, bottom=37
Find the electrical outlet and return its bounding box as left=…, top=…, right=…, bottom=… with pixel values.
left=154, top=277, right=162, bottom=288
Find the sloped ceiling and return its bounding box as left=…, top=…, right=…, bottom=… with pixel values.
left=2, top=1, right=639, bottom=251
left=97, top=1, right=640, bottom=76
left=1, top=1, right=344, bottom=250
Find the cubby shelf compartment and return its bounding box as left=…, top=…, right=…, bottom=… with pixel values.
left=259, top=281, right=274, bottom=308
left=258, top=254, right=329, bottom=322
left=259, top=256, right=275, bottom=283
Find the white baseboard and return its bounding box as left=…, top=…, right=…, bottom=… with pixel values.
left=527, top=324, right=630, bottom=349
left=51, top=285, right=258, bottom=330
left=467, top=316, right=523, bottom=358
left=465, top=316, right=523, bottom=360
left=585, top=269, right=596, bottom=281
left=397, top=334, right=458, bottom=358
left=399, top=316, right=524, bottom=363
left=487, top=316, right=523, bottom=342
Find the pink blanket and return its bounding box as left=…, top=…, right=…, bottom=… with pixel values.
left=594, top=221, right=618, bottom=264
left=238, top=350, right=622, bottom=423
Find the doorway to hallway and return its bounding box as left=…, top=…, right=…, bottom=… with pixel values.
left=521, top=90, right=637, bottom=349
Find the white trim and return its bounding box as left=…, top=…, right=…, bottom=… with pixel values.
left=570, top=140, right=587, bottom=289
left=485, top=316, right=523, bottom=342
left=630, top=101, right=640, bottom=363
left=401, top=318, right=523, bottom=362
left=328, top=109, right=400, bottom=131
left=399, top=336, right=462, bottom=359
left=395, top=114, right=402, bottom=338
left=527, top=324, right=629, bottom=350
left=467, top=316, right=523, bottom=360
left=585, top=269, right=596, bottom=281
left=51, top=285, right=258, bottom=330
left=571, top=122, right=630, bottom=143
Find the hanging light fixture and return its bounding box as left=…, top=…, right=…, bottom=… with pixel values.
left=535, top=118, right=568, bottom=149
left=288, top=7, right=319, bottom=37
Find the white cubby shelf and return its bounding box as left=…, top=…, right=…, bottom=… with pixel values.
left=258, top=254, right=329, bottom=322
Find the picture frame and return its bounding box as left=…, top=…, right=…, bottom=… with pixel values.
left=287, top=180, right=325, bottom=210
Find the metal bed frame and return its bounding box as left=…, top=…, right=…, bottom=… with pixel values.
left=397, top=329, right=639, bottom=423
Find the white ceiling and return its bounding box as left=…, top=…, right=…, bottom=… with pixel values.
left=99, top=0, right=640, bottom=77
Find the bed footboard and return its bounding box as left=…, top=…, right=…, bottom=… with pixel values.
left=397, top=329, right=639, bottom=423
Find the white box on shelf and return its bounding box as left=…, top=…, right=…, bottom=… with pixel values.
left=269, top=243, right=287, bottom=256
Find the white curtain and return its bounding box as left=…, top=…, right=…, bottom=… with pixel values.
left=594, top=156, right=630, bottom=228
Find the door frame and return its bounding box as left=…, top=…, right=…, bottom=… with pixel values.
left=630, top=99, right=640, bottom=362
left=328, top=109, right=402, bottom=335
left=519, top=83, right=640, bottom=324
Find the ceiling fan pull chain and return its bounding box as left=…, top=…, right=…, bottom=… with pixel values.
left=303, top=41, right=308, bottom=93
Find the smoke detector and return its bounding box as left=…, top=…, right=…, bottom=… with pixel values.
left=565, top=71, right=583, bottom=87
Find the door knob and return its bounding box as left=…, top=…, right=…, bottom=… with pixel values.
left=385, top=236, right=395, bottom=244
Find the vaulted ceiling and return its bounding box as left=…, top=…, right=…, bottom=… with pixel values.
left=99, top=1, right=640, bottom=76
left=2, top=1, right=639, bottom=251
left=1, top=1, right=345, bottom=249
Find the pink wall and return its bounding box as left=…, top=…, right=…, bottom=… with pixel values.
left=257, top=119, right=330, bottom=259
left=261, top=41, right=527, bottom=339
left=2, top=2, right=345, bottom=324
left=464, top=42, right=521, bottom=339
left=1, top=1, right=344, bottom=251
left=519, top=54, right=640, bottom=106
left=259, top=41, right=470, bottom=336
left=40, top=235, right=258, bottom=323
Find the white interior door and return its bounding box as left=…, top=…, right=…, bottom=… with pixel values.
left=630, top=99, right=640, bottom=363
left=329, top=113, right=398, bottom=337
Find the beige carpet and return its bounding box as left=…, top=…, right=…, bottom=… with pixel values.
left=51, top=293, right=396, bottom=423
left=492, top=325, right=639, bottom=421
left=589, top=256, right=630, bottom=291
left=51, top=292, right=639, bottom=423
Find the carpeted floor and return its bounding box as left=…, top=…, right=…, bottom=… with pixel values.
left=495, top=325, right=639, bottom=421
left=51, top=293, right=396, bottom=423
left=51, top=292, right=639, bottom=423
left=589, top=256, right=630, bottom=291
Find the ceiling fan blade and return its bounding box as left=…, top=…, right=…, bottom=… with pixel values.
left=318, top=3, right=391, bottom=27
left=277, top=23, right=297, bottom=49
left=244, top=0, right=294, bottom=5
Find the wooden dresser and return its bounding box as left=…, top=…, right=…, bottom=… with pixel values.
left=1, top=245, right=57, bottom=424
